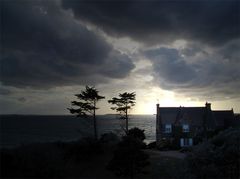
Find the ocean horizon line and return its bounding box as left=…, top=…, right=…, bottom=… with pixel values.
left=0, top=113, right=156, bottom=116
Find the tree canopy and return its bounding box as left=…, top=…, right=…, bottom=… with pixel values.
left=68, top=86, right=105, bottom=139
left=128, top=127, right=146, bottom=141
left=108, top=92, right=136, bottom=133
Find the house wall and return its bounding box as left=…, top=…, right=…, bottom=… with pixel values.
left=156, top=103, right=235, bottom=148
left=156, top=104, right=192, bottom=148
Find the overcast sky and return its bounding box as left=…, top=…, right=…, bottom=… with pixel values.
left=1, top=0, right=239, bottom=114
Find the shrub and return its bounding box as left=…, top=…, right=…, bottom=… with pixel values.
left=187, top=127, right=240, bottom=178
left=147, top=141, right=156, bottom=149
left=157, top=138, right=172, bottom=150
left=107, top=135, right=150, bottom=178
left=157, top=138, right=181, bottom=150
left=63, top=137, right=103, bottom=162
left=127, top=127, right=147, bottom=149
left=100, top=132, right=120, bottom=145
left=128, top=127, right=146, bottom=141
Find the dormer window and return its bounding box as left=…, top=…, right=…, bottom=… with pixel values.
left=164, top=124, right=172, bottom=133
left=182, top=124, right=189, bottom=132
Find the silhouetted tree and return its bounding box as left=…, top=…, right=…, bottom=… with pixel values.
left=68, top=86, right=105, bottom=139
left=108, top=92, right=136, bottom=133
left=128, top=127, right=146, bottom=141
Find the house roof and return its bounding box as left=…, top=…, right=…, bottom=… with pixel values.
left=159, top=107, right=206, bottom=126
left=158, top=106, right=234, bottom=128
left=213, top=110, right=234, bottom=127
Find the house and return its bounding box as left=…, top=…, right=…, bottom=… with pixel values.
left=156, top=102, right=235, bottom=148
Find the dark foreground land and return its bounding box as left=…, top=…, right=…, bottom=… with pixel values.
left=1, top=127, right=240, bottom=178
left=0, top=143, right=188, bottom=178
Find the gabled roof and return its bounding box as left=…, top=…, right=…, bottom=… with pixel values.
left=158, top=105, right=235, bottom=129
left=159, top=107, right=206, bottom=126
left=159, top=107, right=179, bottom=124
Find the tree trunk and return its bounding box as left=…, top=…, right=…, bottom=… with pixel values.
left=126, top=106, right=128, bottom=133
left=93, top=100, right=97, bottom=140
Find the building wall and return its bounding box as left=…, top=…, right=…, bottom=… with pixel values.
left=156, top=103, right=235, bottom=148
left=156, top=103, right=214, bottom=148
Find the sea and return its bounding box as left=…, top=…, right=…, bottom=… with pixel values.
left=0, top=115, right=156, bottom=148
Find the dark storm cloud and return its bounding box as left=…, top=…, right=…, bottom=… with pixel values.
left=144, top=44, right=240, bottom=99
left=62, top=0, right=240, bottom=99
left=219, top=39, right=240, bottom=62
left=0, top=0, right=134, bottom=88
left=62, top=0, right=239, bottom=46
left=145, top=48, right=196, bottom=85
left=0, top=87, right=11, bottom=95
left=18, top=97, right=26, bottom=103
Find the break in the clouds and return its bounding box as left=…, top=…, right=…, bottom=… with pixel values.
left=0, top=0, right=134, bottom=88
left=62, top=0, right=239, bottom=46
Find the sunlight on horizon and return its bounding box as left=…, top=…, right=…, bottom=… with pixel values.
left=133, top=100, right=205, bottom=115
left=132, top=89, right=205, bottom=115
left=132, top=96, right=240, bottom=115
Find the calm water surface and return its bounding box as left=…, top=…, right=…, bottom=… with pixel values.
left=0, top=115, right=156, bottom=148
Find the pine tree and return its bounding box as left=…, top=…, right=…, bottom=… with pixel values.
left=108, top=92, right=136, bottom=133
left=68, top=86, right=105, bottom=139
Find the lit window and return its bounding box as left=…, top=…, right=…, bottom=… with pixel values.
left=165, top=124, right=172, bottom=133
left=182, top=124, right=189, bottom=132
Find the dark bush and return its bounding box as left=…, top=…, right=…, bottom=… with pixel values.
left=187, top=127, right=240, bottom=179
left=63, top=137, right=103, bottom=162
left=100, top=132, right=120, bottom=146
left=147, top=141, right=156, bottom=149
left=128, top=127, right=146, bottom=141
left=127, top=127, right=147, bottom=149
left=107, top=136, right=150, bottom=178
left=157, top=138, right=181, bottom=150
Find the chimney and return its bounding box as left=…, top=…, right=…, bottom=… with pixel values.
left=205, top=102, right=211, bottom=110
left=156, top=103, right=160, bottom=126
left=204, top=102, right=213, bottom=135
left=156, top=103, right=160, bottom=125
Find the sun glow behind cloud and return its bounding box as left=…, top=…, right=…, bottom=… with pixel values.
left=133, top=88, right=206, bottom=115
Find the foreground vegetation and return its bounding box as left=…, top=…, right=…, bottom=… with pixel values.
left=187, top=127, right=240, bottom=178
left=1, top=127, right=239, bottom=178
left=0, top=128, right=149, bottom=178
left=1, top=137, right=109, bottom=178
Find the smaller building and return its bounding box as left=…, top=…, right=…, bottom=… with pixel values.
left=156, top=103, right=235, bottom=148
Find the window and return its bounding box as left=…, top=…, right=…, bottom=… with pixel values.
left=182, top=124, right=190, bottom=132
left=180, top=138, right=193, bottom=147
left=164, top=124, right=172, bottom=133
